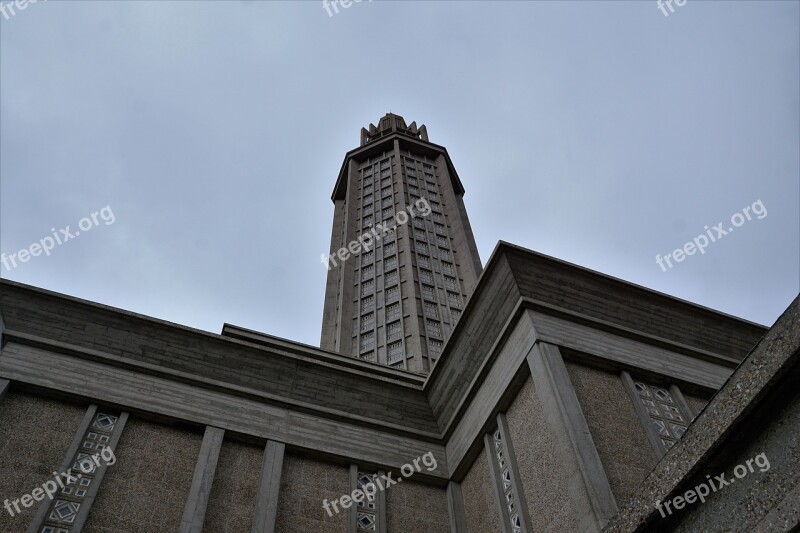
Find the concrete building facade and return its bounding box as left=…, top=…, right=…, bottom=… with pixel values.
left=0, top=114, right=797, bottom=533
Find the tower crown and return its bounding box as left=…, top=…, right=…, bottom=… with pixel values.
left=360, top=113, right=429, bottom=146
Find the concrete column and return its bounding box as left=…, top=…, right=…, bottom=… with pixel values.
left=348, top=464, right=358, bottom=533
left=180, top=426, right=225, bottom=533
left=251, top=440, right=285, bottom=533
left=527, top=342, right=618, bottom=532
left=446, top=481, right=467, bottom=533
left=376, top=469, right=387, bottom=533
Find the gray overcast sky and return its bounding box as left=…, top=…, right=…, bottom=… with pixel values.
left=1, top=0, right=798, bottom=347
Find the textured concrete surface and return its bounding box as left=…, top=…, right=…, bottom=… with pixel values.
left=461, top=443, right=501, bottom=533
left=506, top=375, right=580, bottom=532
left=0, top=280, right=438, bottom=436
left=565, top=360, right=658, bottom=506
left=82, top=417, right=203, bottom=533
left=669, top=382, right=800, bottom=531
left=0, top=391, right=86, bottom=531
left=0, top=243, right=785, bottom=533
left=386, top=478, right=449, bottom=532
left=202, top=439, right=262, bottom=533
left=683, top=391, right=712, bottom=420
left=274, top=454, right=348, bottom=533
left=504, top=243, right=766, bottom=360
left=605, top=296, right=800, bottom=532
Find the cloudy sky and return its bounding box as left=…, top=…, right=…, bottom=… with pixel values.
left=1, top=0, right=797, bottom=347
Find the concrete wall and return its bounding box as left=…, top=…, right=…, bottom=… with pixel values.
left=386, top=478, right=449, bottom=532
left=506, top=375, right=580, bottom=531
left=0, top=391, right=86, bottom=529
left=667, top=380, right=800, bottom=531
left=426, top=254, right=522, bottom=426
left=684, top=390, right=712, bottom=419
left=274, top=453, right=349, bottom=532
left=83, top=417, right=203, bottom=533
left=0, top=281, right=438, bottom=436
left=505, top=247, right=765, bottom=360
left=202, top=439, right=263, bottom=533
left=565, top=361, right=658, bottom=506
left=460, top=445, right=500, bottom=533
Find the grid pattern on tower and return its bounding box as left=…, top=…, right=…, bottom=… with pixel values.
left=353, top=156, right=406, bottom=367
left=344, top=148, right=472, bottom=370
left=403, top=154, right=467, bottom=363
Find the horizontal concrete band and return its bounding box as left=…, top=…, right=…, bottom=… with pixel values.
left=0, top=329, right=441, bottom=440
left=0, top=293, right=737, bottom=494
left=0, top=341, right=449, bottom=480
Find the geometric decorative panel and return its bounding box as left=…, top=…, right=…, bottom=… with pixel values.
left=388, top=341, right=404, bottom=365
left=386, top=320, right=402, bottom=341
left=633, top=380, right=689, bottom=450
left=40, top=410, right=123, bottom=533
left=41, top=527, right=70, bottom=533
left=447, top=291, right=461, bottom=308
left=423, top=301, right=438, bottom=319
left=356, top=471, right=379, bottom=532
left=491, top=428, right=522, bottom=533
left=428, top=340, right=443, bottom=359
left=426, top=319, right=442, bottom=338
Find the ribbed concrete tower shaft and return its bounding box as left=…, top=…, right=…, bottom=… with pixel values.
left=321, top=113, right=482, bottom=374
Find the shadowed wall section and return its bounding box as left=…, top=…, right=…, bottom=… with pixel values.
left=461, top=445, right=501, bottom=533
left=667, top=370, right=800, bottom=531
left=683, top=391, right=712, bottom=419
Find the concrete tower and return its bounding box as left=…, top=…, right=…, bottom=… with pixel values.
left=321, top=113, right=483, bottom=373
